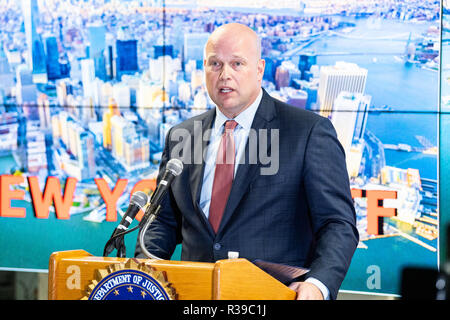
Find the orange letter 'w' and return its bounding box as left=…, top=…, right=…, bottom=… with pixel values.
left=28, top=176, right=78, bottom=219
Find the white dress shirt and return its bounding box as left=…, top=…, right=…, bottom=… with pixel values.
left=199, top=89, right=263, bottom=218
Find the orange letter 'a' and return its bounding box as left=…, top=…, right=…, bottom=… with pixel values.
left=366, top=190, right=397, bottom=236
left=95, top=178, right=128, bottom=222
left=28, top=176, right=78, bottom=219
left=0, top=175, right=26, bottom=218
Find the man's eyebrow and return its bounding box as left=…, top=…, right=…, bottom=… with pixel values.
left=205, top=55, right=220, bottom=61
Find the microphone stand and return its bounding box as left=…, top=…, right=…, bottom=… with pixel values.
left=103, top=224, right=140, bottom=258
left=103, top=204, right=145, bottom=258
left=102, top=203, right=165, bottom=260
left=138, top=204, right=163, bottom=260
left=103, top=159, right=183, bottom=259
left=113, top=234, right=126, bottom=258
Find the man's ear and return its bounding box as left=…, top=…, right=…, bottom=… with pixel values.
left=257, top=59, right=266, bottom=81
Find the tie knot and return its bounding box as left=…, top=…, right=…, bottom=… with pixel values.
left=224, top=120, right=238, bottom=131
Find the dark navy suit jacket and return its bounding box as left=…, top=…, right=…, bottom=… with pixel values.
left=135, top=89, right=359, bottom=299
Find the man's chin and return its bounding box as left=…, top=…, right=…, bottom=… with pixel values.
left=218, top=104, right=248, bottom=118
left=216, top=99, right=237, bottom=110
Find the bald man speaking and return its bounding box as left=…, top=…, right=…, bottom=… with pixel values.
left=135, top=23, right=359, bottom=300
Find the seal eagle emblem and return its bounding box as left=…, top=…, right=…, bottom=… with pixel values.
left=83, top=258, right=177, bottom=300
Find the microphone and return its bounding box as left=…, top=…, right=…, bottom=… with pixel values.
left=140, top=158, right=183, bottom=227
left=138, top=158, right=183, bottom=260
left=103, top=191, right=148, bottom=257
left=113, top=191, right=148, bottom=235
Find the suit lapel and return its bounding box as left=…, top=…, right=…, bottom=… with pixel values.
left=216, top=90, right=278, bottom=236
left=189, top=108, right=215, bottom=233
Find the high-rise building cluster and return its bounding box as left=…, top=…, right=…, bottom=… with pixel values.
left=51, top=111, right=96, bottom=180
left=0, top=0, right=438, bottom=186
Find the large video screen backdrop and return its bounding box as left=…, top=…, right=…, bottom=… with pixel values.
left=0, top=0, right=442, bottom=296
left=441, top=0, right=450, bottom=270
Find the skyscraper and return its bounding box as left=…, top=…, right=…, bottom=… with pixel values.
left=318, top=61, right=367, bottom=118
left=26, top=128, right=47, bottom=173
left=116, top=40, right=139, bottom=80
left=88, top=24, right=107, bottom=80
left=263, top=58, right=278, bottom=83
left=149, top=56, right=165, bottom=82
left=190, top=69, right=204, bottom=94
left=102, top=98, right=120, bottom=150
left=298, top=53, right=317, bottom=80
left=37, top=93, right=51, bottom=129
left=110, top=115, right=135, bottom=160
left=331, top=92, right=370, bottom=179
left=16, top=65, right=38, bottom=107
left=81, top=59, right=95, bottom=98
left=0, top=43, right=14, bottom=96
left=159, top=122, right=173, bottom=149
left=123, top=135, right=150, bottom=172
left=57, top=111, right=70, bottom=148
left=22, top=0, right=47, bottom=83
left=183, top=33, right=209, bottom=65
left=154, top=45, right=174, bottom=59
left=67, top=119, right=81, bottom=158
left=331, top=91, right=371, bottom=155
left=44, top=36, right=61, bottom=80
left=275, top=61, right=301, bottom=90
left=0, top=111, right=18, bottom=153
left=112, top=83, right=131, bottom=109
left=275, top=65, right=290, bottom=90
left=78, top=130, right=96, bottom=180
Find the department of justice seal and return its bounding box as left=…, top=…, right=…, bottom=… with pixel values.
left=83, top=259, right=177, bottom=300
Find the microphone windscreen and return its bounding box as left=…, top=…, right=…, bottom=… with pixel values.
left=130, top=191, right=148, bottom=208
left=167, top=158, right=183, bottom=176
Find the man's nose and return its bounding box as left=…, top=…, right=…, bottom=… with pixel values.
left=219, top=64, right=232, bottom=80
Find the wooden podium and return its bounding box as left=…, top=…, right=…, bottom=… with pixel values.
left=48, top=250, right=297, bottom=300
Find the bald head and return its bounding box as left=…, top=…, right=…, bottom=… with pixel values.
left=203, top=23, right=265, bottom=118
left=205, top=23, right=262, bottom=61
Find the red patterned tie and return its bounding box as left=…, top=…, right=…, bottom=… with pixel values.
left=209, top=120, right=238, bottom=233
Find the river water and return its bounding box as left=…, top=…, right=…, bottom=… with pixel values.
left=308, top=16, right=439, bottom=180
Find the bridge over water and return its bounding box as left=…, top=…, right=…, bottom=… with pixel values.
left=280, top=30, right=421, bottom=58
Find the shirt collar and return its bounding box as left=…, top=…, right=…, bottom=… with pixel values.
left=213, top=89, right=263, bottom=135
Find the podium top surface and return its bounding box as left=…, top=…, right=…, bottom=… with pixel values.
left=48, top=250, right=296, bottom=300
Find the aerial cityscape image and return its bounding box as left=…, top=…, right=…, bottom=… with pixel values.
left=0, top=0, right=442, bottom=296
left=440, top=0, right=450, bottom=275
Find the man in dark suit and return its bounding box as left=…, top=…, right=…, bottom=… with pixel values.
left=135, top=23, right=359, bottom=300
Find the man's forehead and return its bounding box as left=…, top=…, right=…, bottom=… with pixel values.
left=205, top=52, right=248, bottom=61
left=208, top=31, right=254, bottom=47
left=205, top=38, right=257, bottom=60
left=210, top=23, right=257, bottom=40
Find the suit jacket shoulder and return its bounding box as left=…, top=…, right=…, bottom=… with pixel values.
left=168, top=108, right=215, bottom=133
